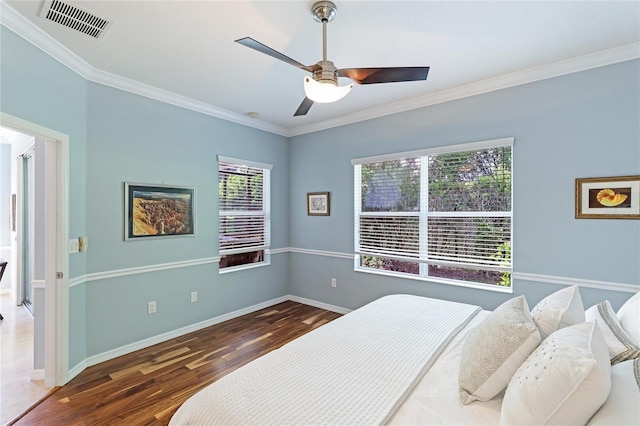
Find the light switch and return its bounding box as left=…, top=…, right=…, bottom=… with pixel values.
left=69, top=238, right=79, bottom=253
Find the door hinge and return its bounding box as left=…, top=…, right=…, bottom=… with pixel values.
left=56, top=272, right=63, bottom=279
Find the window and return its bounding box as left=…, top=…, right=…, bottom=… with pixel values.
left=218, top=156, right=271, bottom=271
left=353, top=138, right=513, bottom=289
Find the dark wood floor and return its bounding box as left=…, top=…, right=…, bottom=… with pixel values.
left=11, top=301, right=342, bottom=425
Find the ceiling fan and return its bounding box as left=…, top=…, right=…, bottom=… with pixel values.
left=235, top=1, right=430, bottom=116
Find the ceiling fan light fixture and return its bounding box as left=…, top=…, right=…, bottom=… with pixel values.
left=303, top=76, right=352, bottom=103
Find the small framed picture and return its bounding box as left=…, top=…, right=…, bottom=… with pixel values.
left=125, top=183, right=196, bottom=240
left=575, top=175, right=640, bottom=219
left=307, top=192, right=330, bottom=216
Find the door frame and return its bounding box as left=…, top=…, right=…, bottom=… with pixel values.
left=15, top=144, right=36, bottom=311
left=1, top=112, right=69, bottom=387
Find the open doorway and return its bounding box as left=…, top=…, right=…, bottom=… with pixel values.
left=0, top=127, right=36, bottom=309
left=0, top=126, right=44, bottom=422
left=0, top=112, right=70, bottom=395
left=1, top=128, right=39, bottom=315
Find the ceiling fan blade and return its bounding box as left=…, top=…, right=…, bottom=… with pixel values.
left=338, top=67, right=430, bottom=84
left=235, top=37, right=315, bottom=72
left=294, top=97, right=314, bottom=116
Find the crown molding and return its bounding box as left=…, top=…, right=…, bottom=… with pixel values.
left=0, top=1, right=94, bottom=78
left=88, top=68, right=289, bottom=136
left=2, top=2, right=638, bottom=138
left=0, top=2, right=289, bottom=137
left=288, top=42, right=640, bottom=137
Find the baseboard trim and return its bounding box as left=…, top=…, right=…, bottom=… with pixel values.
left=287, top=295, right=352, bottom=315
left=67, top=360, right=87, bottom=383
left=30, top=369, right=44, bottom=381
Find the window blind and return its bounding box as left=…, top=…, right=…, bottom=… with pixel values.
left=427, top=147, right=511, bottom=271
left=354, top=140, right=513, bottom=285
left=219, top=160, right=270, bottom=255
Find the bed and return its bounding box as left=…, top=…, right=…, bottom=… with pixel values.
left=170, top=289, right=640, bottom=425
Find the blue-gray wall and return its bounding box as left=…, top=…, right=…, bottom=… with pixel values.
left=1, top=26, right=290, bottom=368
left=288, top=59, right=640, bottom=312
left=1, top=23, right=638, bottom=375
left=83, top=82, right=290, bottom=356
left=1, top=26, right=89, bottom=367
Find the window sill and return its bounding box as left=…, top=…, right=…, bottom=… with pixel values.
left=354, top=267, right=513, bottom=294
left=219, top=260, right=270, bottom=274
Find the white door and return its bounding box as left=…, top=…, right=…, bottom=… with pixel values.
left=1, top=113, right=70, bottom=387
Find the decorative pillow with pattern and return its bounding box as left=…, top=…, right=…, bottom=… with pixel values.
left=459, top=295, right=541, bottom=404
left=586, top=300, right=640, bottom=365
left=617, top=292, right=640, bottom=344
left=500, top=321, right=611, bottom=425
left=530, top=285, right=585, bottom=339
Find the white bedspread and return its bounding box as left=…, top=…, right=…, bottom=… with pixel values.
left=170, top=294, right=481, bottom=425
left=389, top=310, right=502, bottom=425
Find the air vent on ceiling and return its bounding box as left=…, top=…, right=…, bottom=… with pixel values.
left=39, top=0, right=112, bottom=39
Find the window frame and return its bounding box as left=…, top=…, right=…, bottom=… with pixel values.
left=217, top=155, right=272, bottom=273
left=352, top=138, right=514, bottom=292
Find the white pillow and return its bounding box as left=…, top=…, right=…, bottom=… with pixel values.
left=587, top=359, right=640, bottom=425
left=530, top=285, right=585, bottom=339
left=617, top=292, right=640, bottom=344
left=586, top=300, right=640, bottom=364
left=459, top=295, right=541, bottom=404
left=500, top=321, right=611, bottom=426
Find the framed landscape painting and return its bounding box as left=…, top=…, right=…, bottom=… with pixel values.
left=125, top=183, right=196, bottom=240
left=575, top=175, right=640, bottom=219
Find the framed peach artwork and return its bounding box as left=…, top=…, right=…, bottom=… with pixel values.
left=575, top=175, right=640, bottom=219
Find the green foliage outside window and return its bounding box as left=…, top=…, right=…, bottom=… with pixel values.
left=357, top=146, right=512, bottom=287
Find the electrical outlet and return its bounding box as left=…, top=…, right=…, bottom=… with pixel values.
left=147, top=301, right=156, bottom=314
left=191, top=291, right=198, bottom=303
left=331, top=278, right=337, bottom=288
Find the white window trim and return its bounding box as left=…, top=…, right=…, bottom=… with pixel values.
left=351, top=137, right=514, bottom=165
left=218, top=156, right=272, bottom=272
left=217, top=155, right=273, bottom=171
left=353, top=137, right=514, bottom=291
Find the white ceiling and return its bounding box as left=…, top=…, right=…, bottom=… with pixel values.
left=3, top=1, right=639, bottom=136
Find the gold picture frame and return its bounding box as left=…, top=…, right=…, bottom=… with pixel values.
left=307, top=192, right=330, bottom=216
left=575, top=175, right=640, bottom=219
